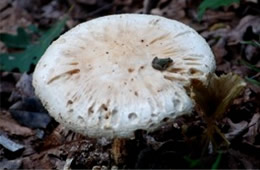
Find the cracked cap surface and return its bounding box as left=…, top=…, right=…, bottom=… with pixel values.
left=33, top=14, right=215, bottom=138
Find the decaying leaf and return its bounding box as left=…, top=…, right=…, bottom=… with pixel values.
left=0, top=134, right=24, bottom=152
left=191, top=73, right=246, bottom=150
left=0, top=159, right=22, bottom=170
left=191, top=73, right=246, bottom=120
left=0, top=111, right=34, bottom=137
left=225, top=118, right=248, bottom=141
left=111, top=138, right=128, bottom=165
left=228, top=15, right=260, bottom=44
left=9, top=73, right=35, bottom=102
left=243, top=113, right=260, bottom=144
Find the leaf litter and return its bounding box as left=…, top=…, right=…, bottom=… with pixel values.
left=0, top=0, right=260, bottom=169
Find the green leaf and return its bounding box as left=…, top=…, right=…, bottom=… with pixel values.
left=184, top=156, right=201, bottom=168
left=246, top=77, right=260, bottom=86
left=0, top=17, right=67, bottom=72
left=240, top=40, right=260, bottom=47
left=0, top=27, right=31, bottom=48
left=198, top=0, right=240, bottom=21
left=27, top=25, right=44, bottom=35
left=211, top=152, right=222, bottom=170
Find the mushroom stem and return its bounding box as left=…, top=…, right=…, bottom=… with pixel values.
left=111, top=138, right=128, bottom=165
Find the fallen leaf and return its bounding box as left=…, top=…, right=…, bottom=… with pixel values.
left=243, top=113, right=260, bottom=144
left=216, top=62, right=232, bottom=74
left=0, top=0, right=10, bottom=11
left=114, top=0, right=132, bottom=5
left=151, top=0, right=186, bottom=20
left=0, top=159, right=22, bottom=169
left=212, top=38, right=228, bottom=64
left=41, top=1, right=64, bottom=19
left=63, top=157, right=73, bottom=170
left=191, top=73, right=246, bottom=150
left=0, top=27, right=31, bottom=48
left=244, top=45, right=260, bottom=62
left=191, top=73, right=246, bottom=121
left=0, top=134, right=24, bottom=152
left=0, top=111, right=34, bottom=136
left=228, top=148, right=259, bottom=169
left=225, top=118, right=248, bottom=141
left=0, top=6, right=32, bottom=34
left=9, top=73, right=35, bottom=102
left=201, top=11, right=235, bottom=23
left=10, top=110, right=51, bottom=129
left=42, top=124, right=84, bottom=150
left=228, top=15, right=260, bottom=44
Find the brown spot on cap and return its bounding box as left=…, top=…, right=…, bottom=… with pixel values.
left=67, top=100, right=73, bottom=106
left=101, top=104, right=108, bottom=111
left=128, top=68, right=134, bottom=73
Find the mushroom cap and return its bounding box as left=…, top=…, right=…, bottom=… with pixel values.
left=33, top=14, right=215, bottom=138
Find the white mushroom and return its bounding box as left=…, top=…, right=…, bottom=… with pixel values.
left=33, top=14, right=215, bottom=138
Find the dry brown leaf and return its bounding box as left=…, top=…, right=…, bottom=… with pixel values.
left=0, top=6, right=32, bottom=34
left=9, top=73, right=35, bottom=102
left=191, top=73, right=246, bottom=121
left=191, top=73, right=246, bottom=150
left=202, top=11, right=235, bottom=23
left=212, top=38, right=228, bottom=64
left=243, top=113, right=260, bottom=144
left=225, top=118, right=248, bottom=141
left=42, top=124, right=84, bottom=150
left=151, top=0, right=186, bottom=20
left=0, top=111, right=34, bottom=136
left=228, top=15, right=260, bottom=45
left=0, top=158, right=22, bottom=169
left=75, top=0, right=97, bottom=5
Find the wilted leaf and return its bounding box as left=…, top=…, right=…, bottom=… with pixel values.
left=0, top=17, right=67, bottom=72
left=191, top=73, right=246, bottom=120
left=191, top=73, right=246, bottom=150
left=198, top=0, right=240, bottom=20
left=225, top=119, right=248, bottom=141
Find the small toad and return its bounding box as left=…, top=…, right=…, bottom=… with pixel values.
left=152, top=57, right=173, bottom=71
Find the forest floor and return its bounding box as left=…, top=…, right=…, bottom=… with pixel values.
left=0, top=0, right=259, bottom=169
